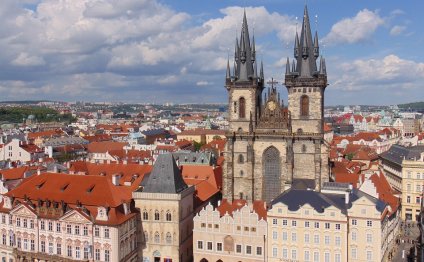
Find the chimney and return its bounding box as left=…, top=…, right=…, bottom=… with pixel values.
left=345, top=192, right=350, bottom=204
left=112, top=174, right=120, bottom=186
left=53, top=165, right=58, bottom=173
left=37, top=169, right=41, bottom=176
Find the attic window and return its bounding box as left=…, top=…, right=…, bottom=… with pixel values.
left=87, top=185, right=95, bottom=193
left=36, top=181, right=46, bottom=189
left=61, top=183, right=69, bottom=192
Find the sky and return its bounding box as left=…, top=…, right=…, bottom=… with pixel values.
left=1, top=0, right=424, bottom=105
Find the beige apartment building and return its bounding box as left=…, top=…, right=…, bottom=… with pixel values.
left=380, top=145, right=424, bottom=221
left=133, top=154, right=195, bottom=262
left=193, top=199, right=267, bottom=262
left=267, top=183, right=399, bottom=262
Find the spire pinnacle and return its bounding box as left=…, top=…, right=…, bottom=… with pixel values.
left=260, top=60, right=264, bottom=80
left=226, top=57, right=231, bottom=80
left=296, top=4, right=318, bottom=77
left=313, top=31, right=319, bottom=58
left=294, top=32, right=300, bottom=58
left=285, top=57, right=290, bottom=75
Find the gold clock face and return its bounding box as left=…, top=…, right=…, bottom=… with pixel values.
left=267, top=101, right=276, bottom=110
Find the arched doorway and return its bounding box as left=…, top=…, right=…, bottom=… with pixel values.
left=262, top=146, right=281, bottom=202
left=200, top=259, right=209, bottom=262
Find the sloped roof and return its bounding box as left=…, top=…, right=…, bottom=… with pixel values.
left=87, top=141, right=126, bottom=153
left=380, top=144, right=424, bottom=165
left=6, top=173, right=132, bottom=207
left=143, top=154, right=188, bottom=194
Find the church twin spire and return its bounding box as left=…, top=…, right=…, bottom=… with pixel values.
left=286, top=5, right=326, bottom=78
left=226, top=10, right=264, bottom=85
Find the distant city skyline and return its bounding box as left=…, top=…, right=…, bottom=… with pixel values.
left=1, top=0, right=424, bottom=105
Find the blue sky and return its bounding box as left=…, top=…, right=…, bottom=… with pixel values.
left=1, top=0, right=424, bottom=105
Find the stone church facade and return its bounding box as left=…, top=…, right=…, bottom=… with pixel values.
left=223, top=7, right=329, bottom=203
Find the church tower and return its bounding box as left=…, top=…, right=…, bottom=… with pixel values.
left=225, top=10, right=264, bottom=133
left=284, top=5, right=329, bottom=189
left=285, top=5, right=327, bottom=134
left=223, top=10, right=265, bottom=202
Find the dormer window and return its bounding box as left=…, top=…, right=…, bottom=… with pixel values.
left=96, top=207, right=108, bottom=221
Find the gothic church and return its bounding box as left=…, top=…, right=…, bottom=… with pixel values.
left=223, top=6, right=329, bottom=203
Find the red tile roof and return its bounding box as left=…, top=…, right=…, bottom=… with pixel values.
left=69, top=161, right=152, bottom=191
left=87, top=141, right=126, bottom=153
left=5, top=172, right=136, bottom=225
left=27, top=129, right=64, bottom=140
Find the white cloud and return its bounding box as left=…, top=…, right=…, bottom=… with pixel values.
left=390, top=25, right=406, bottom=36
left=330, top=55, right=424, bottom=92
left=324, top=9, right=384, bottom=45
left=11, top=52, right=45, bottom=66
left=196, top=81, right=211, bottom=86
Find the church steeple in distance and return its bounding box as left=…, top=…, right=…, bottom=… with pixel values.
left=286, top=5, right=326, bottom=78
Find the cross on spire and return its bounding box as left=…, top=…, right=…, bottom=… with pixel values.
left=267, top=78, right=278, bottom=89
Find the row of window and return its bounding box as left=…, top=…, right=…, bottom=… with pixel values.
left=406, top=195, right=422, bottom=204
left=40, top=241, right=110, bottom=261
left=406, top=172, right=423, bottom=179
left=197, top=241, right=263, bottom=256
left=406, top=183, right=424, bottom=193
left=271, top=219, right=342, bottom=230
left=270, top=218, right=374, bottom=228
left=271, top=232, right=342, bottom=246
left=271, top=248, right=342, bottom=262
left=144, top=231, right=173, bottom=244
left=142, top=210, right=172, bottom=221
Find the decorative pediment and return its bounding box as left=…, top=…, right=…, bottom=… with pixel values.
left=59, top=209, right=91, bottom=224
left=10, top=204, right=37, bottom=218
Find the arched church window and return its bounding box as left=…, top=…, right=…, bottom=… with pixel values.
left=233, top=101, right=237, bottom=113
left=239, top=97, right=246, bottom=118
left=301, top=95, right=309, bottom=116
left=262, top=146, right=281, bottom=203
left=166, top=232, right=172, bottom=244
left=154, top=210, right=160, bottom=221
left=166, top=211, right=172, bottom=221
left=154, top=232, right=160, bottom=243
left=144, top=231, right=148, bottom=242
left=142, top=210, right=148, bottom=220
left=238, top=154, right=244, bottom=164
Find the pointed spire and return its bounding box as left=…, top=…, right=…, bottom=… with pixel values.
left=253, top=60, right=258, bottom=79
left=235, top=37, right=240, bottom=61
left=313, top=31, right=319, bottom=58
left=260, top=60, right=264, bottom=80
left=295, top=5, right=318, bottom=77
left=233, top=60, right=237, bottom=79
left=285, top=57, right=291, bottom=75
left=252, top=34, right=256, bottom=62
left=319, top=56, right=327, bottom=75
left=226, top=57, right=231, bottom=80
left=292, top=59, right=296, bottom=73
left=294, top=32, right=300, bottom=58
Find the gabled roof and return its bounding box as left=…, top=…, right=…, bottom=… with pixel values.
left=6, top=173, right=133, bottom=208
left=87, top=141, right=126, bottom=153
left=380, top=144, right=424, bottom=165
left=142, top=154, right=188, bottom=194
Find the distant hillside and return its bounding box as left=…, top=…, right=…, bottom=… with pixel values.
left=398, top=102, right=424, bottom=110
left=0, top=107, right=74, bottom=124
left=0, top=100, right=52, bottom=104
